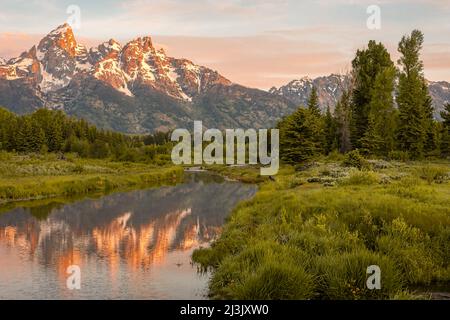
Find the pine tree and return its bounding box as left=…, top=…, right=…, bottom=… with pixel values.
left=441, top=103, right=450, bottom=156
left=307, top=86, right=321, bottom=117
left=334, top=90, right=353, bottom=153
left=423, top=84, right=438, bottom=155
left=0, top=108, right=15, bottom=150
left=396, top=30, right=429, bottom=159
left=278, top=108, right=323, bottom=163
left=30, top=120, right=45, bottom=152
left=16, top=118, right=34, bottom=152
left=324, top=106, right=337, bottom=154
left=47, top=119, right=64, bottom=152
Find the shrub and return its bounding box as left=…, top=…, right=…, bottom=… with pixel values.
left=233, top=262, right=315, bottom=300
left=342, top=150, right=368, bottom=169
left=207, top=242, right=316, bottom=299
left=340, top=170, right=380, bottom=185
left=326, top=150, right=345, bottom=162
left=313, top=250, right=404, bottom=299
left=417, top=165, right=449, bottom=184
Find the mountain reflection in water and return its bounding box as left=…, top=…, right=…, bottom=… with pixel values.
left=0, top=172, right=257, bottom=299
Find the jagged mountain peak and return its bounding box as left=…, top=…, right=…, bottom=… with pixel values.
left=0, top=23, right=236, bottom=100
left=0, top=23, right=296, bottom=133
left=38, top=23, right=78, bottom=57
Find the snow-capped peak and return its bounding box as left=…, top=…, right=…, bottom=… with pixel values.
left=0, top=23, right=232, bottom=100
left=38, top=23, right=78, bottom=58
left=102, top=39, right=122, bottom=53
left=49, top=23, right=72, bottom=35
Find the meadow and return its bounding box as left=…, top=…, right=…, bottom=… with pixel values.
left=193, top=157, right=450, bottom=300
left=0, top=151, right=183, bottom=204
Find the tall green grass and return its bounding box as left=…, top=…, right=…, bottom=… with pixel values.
left=0, top=152, right=183, bottom=203
left=193, top=160, right=450, bottom=300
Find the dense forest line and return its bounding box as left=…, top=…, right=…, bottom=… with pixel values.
left=0, top=108, right=173, bottom=162
left=278, top=30, right=450, bottom=162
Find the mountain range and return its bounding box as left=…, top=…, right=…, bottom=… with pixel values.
left=270, top=75, right=449, bottom=120
left=0, top=24, right=449, bottom=133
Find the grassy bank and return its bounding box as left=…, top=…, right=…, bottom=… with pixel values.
left=0, top=152, right=183, bottom=204
left=193, top=159, right=450, bottom=300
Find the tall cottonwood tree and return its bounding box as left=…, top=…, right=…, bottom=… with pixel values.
left=361, top=66, right=398, bottom=156
left=351, top=40, right=395, bottom=149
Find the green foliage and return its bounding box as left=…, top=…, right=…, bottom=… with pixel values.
left=314, top=250, right=403, bottom=299
left=417, top=165, right=449, bottom=184
left=307, top=86, right=321, bottom=117
left=278, top=107, right=324, bottom=163
left=387, top=150, right=410, bottom=162
left=0, top=153, right=183, bottom=202
left=361, top=66, right=398, bottom=156
left=342, top=150, right=367, bottom=169
left=193, top=161, right=450, bottom=300
left=351, top=40, right=395, bottom=149
left=334, top=90, right=352, bottom=153
left=340, top=170, right=380, bottom=186
left=396, top=30, right=432, bottom=159
left=324, top=106, right=338, bottom=154
left=275, top=30, right=445, bottom=164
left=0, top=107, right=172, bottom=162
left=441, top=103, right=450, bottom=157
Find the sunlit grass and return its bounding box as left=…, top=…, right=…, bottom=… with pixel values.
left=193, top=159, right=450, bottom=300
left=0, top=152, right=183, bottom=203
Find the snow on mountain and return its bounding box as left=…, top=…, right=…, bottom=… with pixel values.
left=271, top=74, right=449, bottom=119
left=0, top=23, right=293, bottom=133
left=0, top=23, right=231, bottom=101
left=269, top=74, right=350, bottom=112
left=428, top=81, right=450, bottom=119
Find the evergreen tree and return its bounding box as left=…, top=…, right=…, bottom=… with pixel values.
left=307, top=86, right=321, bottom=117
left=324, top=106, right=337, bottom=154
left=278, top=108, right=323, bottom=163
left=441, top=103, right=450, bottom=156
left=351, top=40, right=395, bottom=149
left=0, top=108, right=15, bottom=150
left=47, top=120, right=64, bottom=152
left=30, top=120, right=46, bottom=152
left=334, top=90, right=353, bottom=153
left=423, top=85, right=438, bottom=155
left=396, top=30, right=429, bottom=159
left=16, top=118, right=33, bottom=152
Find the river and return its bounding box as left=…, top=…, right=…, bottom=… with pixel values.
left=0, top=172, right=257, bottom=299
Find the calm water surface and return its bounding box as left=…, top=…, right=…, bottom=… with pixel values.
left=0, top=172, right=256, bottom=299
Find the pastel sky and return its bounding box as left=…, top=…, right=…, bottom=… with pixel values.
left=1, top=0, right=450, bottom=89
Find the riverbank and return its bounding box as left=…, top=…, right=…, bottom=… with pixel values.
left=193, top=159, right=450, bottom=300
left=0, top=153, right=183, bottom=204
